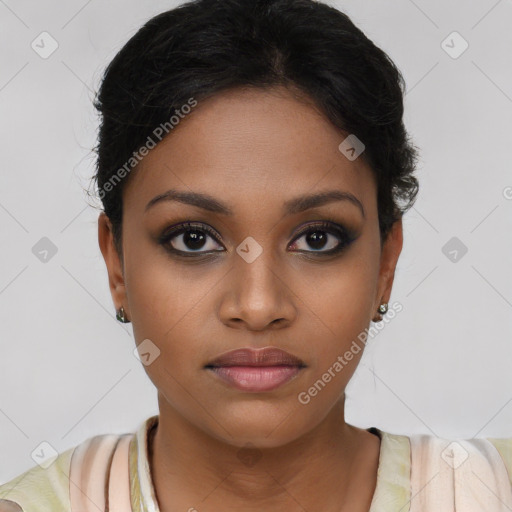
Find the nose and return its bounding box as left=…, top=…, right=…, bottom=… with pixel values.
left=218, top=246, right=297, bottom=331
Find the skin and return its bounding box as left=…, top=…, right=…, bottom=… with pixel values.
left=98, top=85, right=403, bottom=512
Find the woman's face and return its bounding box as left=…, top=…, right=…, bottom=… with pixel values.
left=99, top=86, right=402, bottom=448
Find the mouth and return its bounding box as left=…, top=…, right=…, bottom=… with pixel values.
left=204, top=347, right=306, bottom=392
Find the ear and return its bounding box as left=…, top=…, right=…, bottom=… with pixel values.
left=372, top=218, right=403, bottom=320
left=98, top=212, right=129, bottom=318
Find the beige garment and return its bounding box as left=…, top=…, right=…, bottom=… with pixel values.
left=408, top=434, right=512, bottom=511
left=1, top=416, right=512, bottom=511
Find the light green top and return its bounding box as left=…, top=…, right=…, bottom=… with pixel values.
left=1, top=416, right=511, bottom=511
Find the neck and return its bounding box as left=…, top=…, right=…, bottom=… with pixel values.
left=149, top=392, right=377, bottom=511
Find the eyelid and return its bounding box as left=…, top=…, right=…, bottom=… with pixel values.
left=292, top=218, right=351, bottom=238
left=159, top=221, right=223, bottom=245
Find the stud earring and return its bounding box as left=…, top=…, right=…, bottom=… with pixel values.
left=116, top=306, right=130, bottom=323
left=372, top=302, right=388, bottom=323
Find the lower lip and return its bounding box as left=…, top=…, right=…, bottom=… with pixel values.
left=207, top=365, right=303, bottom=392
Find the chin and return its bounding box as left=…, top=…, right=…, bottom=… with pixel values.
left=207, top=408, right=310, bottom=449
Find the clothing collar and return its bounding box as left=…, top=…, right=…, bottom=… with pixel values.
left=129, top=415, right=160, bottom=512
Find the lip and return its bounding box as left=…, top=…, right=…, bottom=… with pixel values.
left=205, top=347, right=306, bottom=392
left=205, top=347, right=305, bottom=368
left=207, top=366, right=303, bottom=392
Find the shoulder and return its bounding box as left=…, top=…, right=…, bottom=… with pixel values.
left=405, top=431, right=512, bottom=508
left=487, top=435, right=512, bottom=482
left=369, top=429, right=512, bottom=511
left=0, top=443, right=75, bottom=512
left=377, top=429, right=512, bottom=479
left=408, top=432, right=512, bottom=480
left=0, top=432, right=130, bottom=512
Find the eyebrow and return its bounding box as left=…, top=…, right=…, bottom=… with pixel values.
left=145, top=188, right=365, bottom=218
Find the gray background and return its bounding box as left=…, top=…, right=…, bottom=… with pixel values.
left=1, top=0, right=511, bottom=483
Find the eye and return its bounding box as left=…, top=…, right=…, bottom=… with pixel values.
left=159, top=222, right=224, bottom=256
left=288, top=221, right=355, bottom=255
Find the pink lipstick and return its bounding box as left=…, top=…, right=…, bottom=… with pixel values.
left=205, top=347, right=305, bottom=392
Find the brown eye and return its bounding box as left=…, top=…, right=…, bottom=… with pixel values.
left=289, top=221, right=355, bottom=255
left=159, top=222, right=224, bottom=255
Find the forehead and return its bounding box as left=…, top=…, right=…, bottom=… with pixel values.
left=124, top=86, right=377, bottom=217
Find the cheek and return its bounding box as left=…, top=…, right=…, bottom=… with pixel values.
left=125, top=257, right=203, bottom=407
left=292, top=274, right=376, bottom=419
left=124, top=234, right=195, bottom=331
left=296, top=243, right=380, bottom=380
left=127, top=261, right=198, bottom=348
left=299, top=246, right=379, bottom=332
left=124, top=242, right=217, bottom=377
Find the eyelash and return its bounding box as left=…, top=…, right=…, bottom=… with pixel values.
left=158, top=219, right=356, bottom=259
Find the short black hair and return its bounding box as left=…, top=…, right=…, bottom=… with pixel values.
left=91, top=0, right=419, bottom=255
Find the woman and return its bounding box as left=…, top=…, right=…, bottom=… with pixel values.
left=1, top=0, right=511, bottom=510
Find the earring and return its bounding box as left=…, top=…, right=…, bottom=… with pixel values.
left=372, top=302, right=388, bottom=322
left=116, top=305, right=130, bottom=323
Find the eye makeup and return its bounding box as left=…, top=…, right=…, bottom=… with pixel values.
left=156, top=216, right=359, bottom=261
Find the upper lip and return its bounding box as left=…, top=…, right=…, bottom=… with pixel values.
left=205, top=347, right=306, bottom=367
